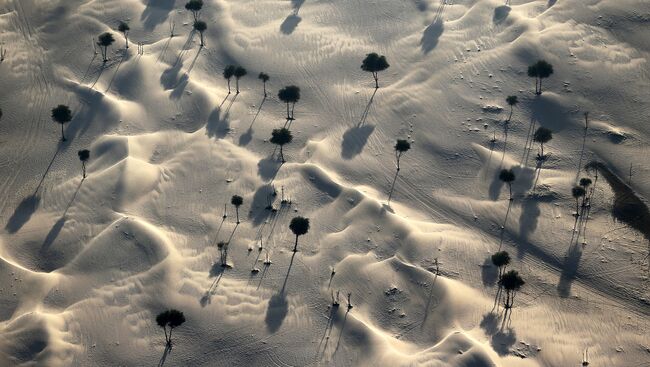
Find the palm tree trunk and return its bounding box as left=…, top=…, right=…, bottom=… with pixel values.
left=508, top=183, right=512, bottom=200
left=395, top=151, right=401, bottom=171
left=200, top=32, right=204, bottom=47
left=163, top=326, right=168, bottom=344
left=236, top=207, right=239, bottom=223
left=540, top=143, right=544, bottom=158
left=227, top=79, right=231, bottom=93
left=286, top=102, right=290, bottom=119
left=103, top=46, right=108, bottom=62
left=373, top=72, right=379, bottom=88
left=82, top=162, right=86, bottom=178
left=575, top=198, right=580, bottom=216
left=291, top=102, right=295, bottom=119
left=508, top=106, right=513, bottom=122
left=538, top=78, right=543, bottom=94
left=279, top=146, right=285, bottom=162
left=293, top=234, right=298, bottom=252
left=236, top=78, right=239, bottom=93
left=263, top=81, right=266, bottom=97
left=125, top=34, right=129, bottom=49
left=168, top=327, right=173, bottom=345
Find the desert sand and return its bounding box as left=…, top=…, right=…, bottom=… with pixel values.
left=0, top=0, right=649, bottom=366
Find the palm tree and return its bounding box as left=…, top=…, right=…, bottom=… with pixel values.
left=270, top=128, right=293, bottom=163
left=185, top=0, right=203, bottom=22
left=234, top=66, right=247, bottom=94
left=78, top=149, right=90, bottom=178
left=505, top=95, right=518, bottom=122
left=499, top=168, right=516, bottom=200
left=499, top=270, right=524, bottom=309
left=533, top=127, right=552, bottom=159
left=258, top=72, right=269, bottom=97
left=156, top=309, right=186, bottom=345
left=289, top=216, right=310, bottom=252
left=491, top=251, right=511, bottom=278
left=361, top=53, right=390, bottom=88
left=118, top=21, right=130, bottom=49
left=193, top=20, right=207, bottom=47
left=223, top=65, right=236, bottom=94
left=394, top=139, right=410, bottom=171
left=97, top=32, right=115, bottom=62
left=278, top=86, right=301, bottom=120
left=217, top=241, right=229, bottom=267
left=572, top=186, right=585, bottom=217
left=231, top=195, right=243, bottom=223
left=528, top=60, right=554, bottom=95
left=51, top=105, right=72, bottom=141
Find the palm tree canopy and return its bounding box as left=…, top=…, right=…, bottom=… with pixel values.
left=506, top=95, right=518, bottom=106
left=51, top=105, right=72, bottom=124
left=289, top=216, right=310, bottom=236
left=231, top=195, right=243, bottom=207
left=278, top=86, right=301, bottom=103
left=217, top=241, right=226, bottom=249
left=258, top=72, right=269, bottom=82
left=185, top=0, right=203, bottom=12
left=533, top=127, right=552, bottom=144
left=167, top=309, right=186, bottom=328
left=270, top=128, right=293, bottom=146
left=78, top=149, right=90, bottom=162
left=499, top=168, right=515, bottom=183
left=361, top=53, right=390, bottom=73
left=234, top=66, right=247, bottom=78
left=394, top=139, right=411, bottom=153
left=579, top=178, right=592, bottom=188
left=535, top=60, right=554, bottom=78
left=193, top=20, right=207, bottom=32
left=118, top=21, right=130, bottom=33
left=499, top=270, right=525, bottom=291
left=572, top=186, right=586, bottom=199
left=491, top=251, right=511, bottom=268
left=97, top=32, right=115, bottom=47
left=156, top=310, right=170, bottom=327
left=527, top=64, right=539, bottom=78
left=223, top=65, right=236, bottom=79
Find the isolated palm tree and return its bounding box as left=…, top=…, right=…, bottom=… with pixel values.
left=278, top=86, right=301, bottom=120
left=193, top=20, right=207, bottom=47
left=78, top=149, right=90, bottom=178
left=505, top=95, right=518, bottom=122
left=528, top=60, right=554, bottom=95
left=394, top=139, right=410, bottom=171
left=223, top=65, right=236, bottom=94
left=156, top=309, right=186, bottom=346
left=231, top=195, right=243, bottom=223
left=499, top=270, right=524, bottom=309
left=51, top=105, right=72, bottom=142
left=97, top=32, right=115, bottom=62
left=533, top=127, right=552, bottom=159
left=491, top=251, right=511, bottom=278
left=258, top=72, right=269, bottom=97
left=118, top=21, right=130, bottom=49
left=572, top=186, right=585, bottom=216
left=499, top=168, right=516, bottom=200
left=270, top=128, right=293, bottom=163
left=289, top=216, right=310, bottom=252
left=185, top=0, right=203, bottom=22
left=234, top=66, right=247, bottom=94
left=361, top=53, right=390, bottom=88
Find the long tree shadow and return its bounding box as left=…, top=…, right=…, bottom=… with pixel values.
left=481, top=257, right=498, bottom=286
left=249, top=184, right=277, bottom=225
left=41, top=179, right=84, bottom=252
left=341, top=89, right=378, bottom=160
left=239, top=97, right=266, bottom=146
left=518, top=196, right=541, bottom=243
left=264, top=251, right=297, bottom=332
left=280, top=0, right=305, bottom=35
left=491, top=326, right=516, bottom=356
left=257, top=155, right=282, bottom=182
left=493, top=5, right=511, bottom=24
left=105, top=51, right=129, bottom=93
left=420, top=0, right=445, bottom=53
left=557, top=242, right=583, bottom=298
left=157, top=343, right=172, bottom=367
left=480, top=312, right=499, bottom=336
left=142, top=0, right=175, bottom=31
left=200, top=263, right=225, bottom=307
left=206, top=107, right=230, bottom=139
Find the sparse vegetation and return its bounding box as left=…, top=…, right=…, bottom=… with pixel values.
left=527, top=60, right=554, bottom=95
left=505, top=95, right=518, bottom=122
left=97, top=32, right=115, bottom=63
left=193, top=20, right=207, bottom=47
left=278, top=86, right=301, bottom=120
left=270, top=128, right=293, bottom=163
left=289, top=216, right=309, bottom=252
left=78, top=149, right=90, bottom=178
left=234, top=66, right=247, bottom=94
left=118, top=21, right=130, bottom=49
left=394, top=139, right=411, bottom=172
left=223, top=65, right=236, bottom=94
left=156, top=309, right=186, bottom=346
left=51, top=105, right=72, bottom=142
left=361, top=53, right=390, bottom=88
left=533, top=127, right=553, bottom=159
left=185, top=0, right=203, bottom=22
left=231, top=195, right=243, bottom=223
left=258, top=72, right=269, bottom=97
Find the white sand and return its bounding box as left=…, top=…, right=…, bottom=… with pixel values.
left=0, top=0, right=649, bottom=365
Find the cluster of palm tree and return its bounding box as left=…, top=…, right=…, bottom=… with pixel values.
left=490, top=250, right=525, bottom=311
left=156, top=309, right=186, bottom=346
left=222, top=65, right=248, bottom=94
